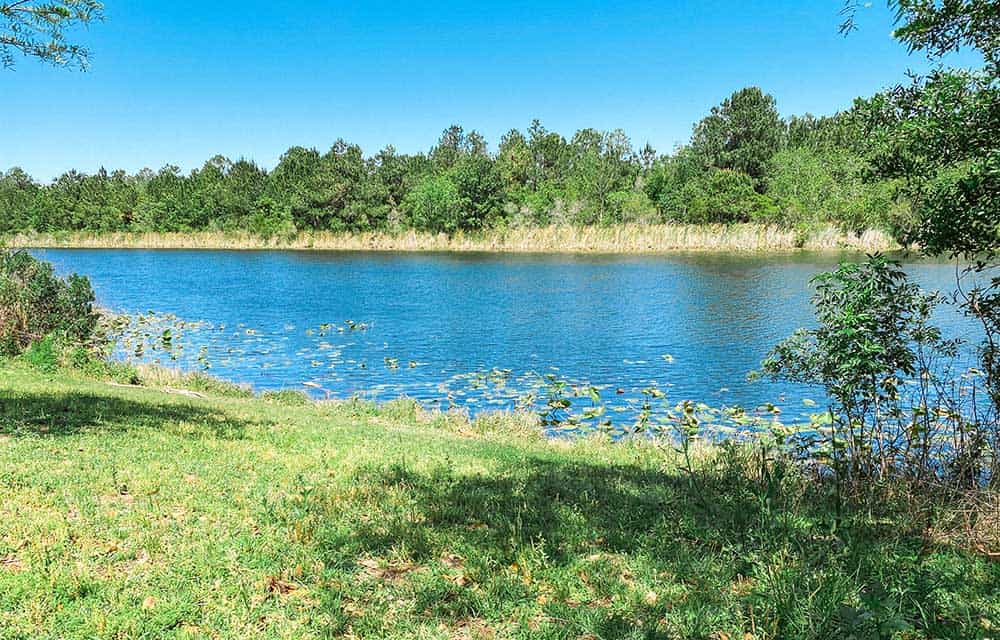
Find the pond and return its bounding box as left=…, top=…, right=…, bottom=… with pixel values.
left=34, top=248, right=978, bottom=431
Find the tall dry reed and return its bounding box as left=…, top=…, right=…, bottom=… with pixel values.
left=7, top=224, right=900, bottom=254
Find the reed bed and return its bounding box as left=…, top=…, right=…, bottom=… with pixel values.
left=7, top=224, right=899, bottom=253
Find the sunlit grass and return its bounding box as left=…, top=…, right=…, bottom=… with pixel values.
left=8, top=224, right=899, bottom=253
left=0, top=364, right=995, bottom=639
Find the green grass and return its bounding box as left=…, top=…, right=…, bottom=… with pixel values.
left=0, top=364, right=997, bottom=639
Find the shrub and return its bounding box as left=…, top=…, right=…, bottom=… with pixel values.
left=521, top=181, right=564, bottom=224
left=761, top=255, right=994, bottom=489
left=609, top=189, right=660, bottom=224
left=244, top=196, right=298, bottom=239
left=683, top=169, right=774, bottom=223
left=644, top=149, right=705, bottom=221
left=0, top=249, right=98, bottom=356
left=402, top=175, right=466, bottom=233
left=22, top=335, right=59, bottom=372
left=765, top=147, right=911, bottom=231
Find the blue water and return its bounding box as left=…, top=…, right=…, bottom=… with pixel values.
left=34, top=249, right=978, bottom=429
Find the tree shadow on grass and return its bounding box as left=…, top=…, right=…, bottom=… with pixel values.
left=0, top=390, right=260, bottom=439
left=307, top=455, right=999, bottom=639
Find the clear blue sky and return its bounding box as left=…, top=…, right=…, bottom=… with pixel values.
left=1, top=1, right=979, bottom=181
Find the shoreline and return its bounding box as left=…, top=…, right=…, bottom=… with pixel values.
left=5, top=223, right=899, bottom=254
left=2, top=364, right=996, bottom=639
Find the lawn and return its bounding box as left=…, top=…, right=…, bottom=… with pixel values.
left=0, top=365, right=997, bottom=639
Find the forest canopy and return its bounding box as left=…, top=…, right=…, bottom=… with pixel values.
left=0, top=89, right=912, bottom=237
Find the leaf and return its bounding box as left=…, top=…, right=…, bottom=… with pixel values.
left=265, top=575, right=298, bottom=595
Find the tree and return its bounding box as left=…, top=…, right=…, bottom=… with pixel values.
left=430, top=125, right=488, bottom=170
left=1, top=1, right=103, bottom=69
left=766, top=147, right=906, bottom=230
left=842, top=0, right=1000, bottom=72
left=853, top=68, right=1000, bottom=253
left=565, top=128, right=638, bottom=224
left=527, top=119, right=569, bottom=189
left=845, top=0, right=1000, bottom=256
left=0, top=167, right=38, bottom=232
left=496, top=129, right=532, bottom=198
left=644, top=147, right=705, bottom=220
left=0, top=248, right=97, bottom=355
left=842, top=1, right=1000, bottom=428
left=681, top=168, right=773, bottom=224
left=265, top=146, right=324, bottom=230
left=449, top=154, right=503, bottom=230
left=690, top=87, right=783, bottom=186
left=134, top=165, right=193, bottom=231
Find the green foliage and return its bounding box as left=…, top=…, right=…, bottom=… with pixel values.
left=915, top=152, right=1000, bottom=257
left=0, top=106, right=911, bottom=236
left=608, top=189, right=659, bottom=224
left=402, top=174, right=466, bottom=233
left=0, top=249, right=97, bottom=356
left=890, top=0, right=1000, bottom=71
left=244, top=196, right=296, bottom=239
left=853, top=68, right=1000, bottom=256
left=691, top=86, right=784, bottom=184
left=22, top=334, right=59, bottom=372
left=762, top=256, right=992, bottom=485
left=682, top=168, right=775, bottom=224
left=766, top=147, right=911, bottom=231
left=643, top=148, right=703, bottom=220
left=448, top=154, right=504, bottom=229
left=850, top=26, right=1000, bottom=414
left=0, top=168, right=39, bottom=232
left=0, top=1, right=103, bottom=69
left=564, top=129, right=639, bottom=224
left=765, top=256, right=935, bottom=396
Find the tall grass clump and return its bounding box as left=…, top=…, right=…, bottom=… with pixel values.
left=133, top=363, right=254, bottom=398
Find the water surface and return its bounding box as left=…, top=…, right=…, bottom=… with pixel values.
left=35, top=249, right=976, bottom=428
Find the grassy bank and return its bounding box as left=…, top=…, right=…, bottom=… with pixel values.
left=6, top=224, right=899, bottom=254
left=1, top=364, right=996, bottom=639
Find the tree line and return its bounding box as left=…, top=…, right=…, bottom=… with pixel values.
left=1, top=88, right=906, bottom=236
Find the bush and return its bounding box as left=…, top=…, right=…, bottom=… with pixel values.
left=22, top=335, right=59, bottom=372
left=765, top=147, right=911, bottom=231
left=402, top=175, right=466, bottom=233
left=0, top=249, right=98, bottom=356
left=244, top=196, right=298, bottom=239
left=521, top=181, right=564, bottom=225
left=608, top=189, right=660, bottom=224
left=683, top=169, right=774, bottom=223
left=762, top=255, right=993, bottom=489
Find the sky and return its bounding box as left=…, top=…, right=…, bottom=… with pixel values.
left=1, top=0, right=982, bottom=181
